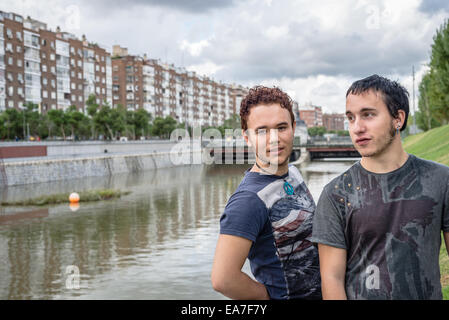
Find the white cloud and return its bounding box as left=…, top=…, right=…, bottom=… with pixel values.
left=186, top=61, right=224, bottom=77
left=263, top=25, right=289, bottom=39
left=180, top=39, right=210, bottom=57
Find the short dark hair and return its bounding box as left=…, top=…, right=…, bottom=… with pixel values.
left=346, top=74, right=410, bottom=131
left=240, top=86, right=294, bottom=131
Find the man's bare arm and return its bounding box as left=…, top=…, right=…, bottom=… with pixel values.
left=318, top=243, right=348, bottom=300
left=211, top=234, right=269, bottom=300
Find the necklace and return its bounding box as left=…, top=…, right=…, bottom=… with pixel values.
left=255, top=162, right=295, bottom=195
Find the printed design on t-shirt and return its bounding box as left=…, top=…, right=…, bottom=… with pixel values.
left=257, top=166, right=321, bottom=299
left=330, top=163, right=438, bottom=299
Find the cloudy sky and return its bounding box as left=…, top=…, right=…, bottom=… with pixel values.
left=3, top=0, right=449, bottom=113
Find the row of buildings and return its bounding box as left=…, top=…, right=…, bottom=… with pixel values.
left=0, top=11, right=248, bottom=127
left=0, top=10, right=345, bottom=131
left=298, top=102, right=347, bottom=131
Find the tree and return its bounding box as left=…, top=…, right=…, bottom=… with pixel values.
left=48, top=109, right=68, bottom=140
left=308, top=126, right=326, bottom=137
left=23, top=102, right=40, bottom=137
left=416, top=72, right=441, bottom=131
left=66, top=105, right=90, bottom=140
left=151, top=116, right=177, bottom=138
left=134, top=108, right=152, bottom=138
left=418, top=19, right=449, bottom=129
left=3, top=108, right=24, bottom=139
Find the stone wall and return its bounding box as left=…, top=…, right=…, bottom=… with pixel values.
left=1, top=148, right=203, bottom=186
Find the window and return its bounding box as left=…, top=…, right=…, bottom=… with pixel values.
left=51, top=91, right=56, bottom=99
left=77, top=60, right=82, bottom=67
left=6, top=42, right=13, bottom=52
left=31, top=35, right=39, bottom=47
left=16, top=32, right=22, bottom=41
left=8, top=100, right=14, bottom=108
left=6, top=28, right=13, bottom=39
left=51, top=79, right=55, bottom=88
left=7, top=73, right=13, bottom=82
left=78, top=95, right=82, bottom=102
left=71, top=82, right=75, bottom=90
left=42, top=77, right=47, bottom=85
left=50, top=53, right=55, bottom=61
left=72, top=94, right=76, bottom=101
left=42, top=52, right=46, bottom=59
left=16, top=45, right=22, bottom=53
left=43, top=90, right=48, bottom=98
left=51, top=66, right=55, bottom=74
left=17, top=59, right=22, bottom=67
left=7, top=57, right=13, bottom=65
left=8, top=86, right=13, bottom=96
left=42, top=39, right=47, bottom=46
left=42, top=65, right=47, bottom=72
left=78, top=72, right=82, bottom=79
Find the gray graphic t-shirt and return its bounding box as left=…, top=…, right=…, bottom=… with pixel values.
left=310, top=154, right=449, bottom=300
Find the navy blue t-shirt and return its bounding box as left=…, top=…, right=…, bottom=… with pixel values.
left=220, top=165, right=321, bottom=299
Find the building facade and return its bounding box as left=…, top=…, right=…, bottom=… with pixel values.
left=112, top=45, right=248, bottom=127
left=0, top=11, right=112, bottom=113
left=298, top=103, right=323, bottom=128
left=322, top=113, right=345, bottom=131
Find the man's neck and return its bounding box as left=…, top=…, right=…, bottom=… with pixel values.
left=251, top=159, right=289, bottom=176
left=360, top=140, right=409, bottom=174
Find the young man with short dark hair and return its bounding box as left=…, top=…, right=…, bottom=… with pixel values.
left=211, top=86, right=321, bottom=300
left=311, top=74, right=449, bottom=300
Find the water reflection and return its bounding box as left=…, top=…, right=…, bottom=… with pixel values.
left=0, top=161, right=353, bottom=300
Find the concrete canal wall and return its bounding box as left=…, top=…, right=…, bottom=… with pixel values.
left=0, top=141, right=203, bottom=186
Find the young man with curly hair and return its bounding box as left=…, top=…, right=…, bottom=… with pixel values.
left=211, top=86, right=321, bottom=300
left=311, top=75, right=449, bottom=300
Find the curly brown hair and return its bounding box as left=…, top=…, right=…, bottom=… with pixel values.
left=240, top=86, right=295, bottom=131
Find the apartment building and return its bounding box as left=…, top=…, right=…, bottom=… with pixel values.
left=298, top=103, right=323, bottom=128
left=0, top=11, right=112, bottom=113
left=1, top=10, right=249, bottom=128
left=112, top=45, right=248, bottom=127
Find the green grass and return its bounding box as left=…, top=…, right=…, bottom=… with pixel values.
left=441, top=235, right=449, bottom=300
left=403, top=124, right=449, bottom=166
left=404, top=125, right=449, bottom=299
left=0, top=189, right=130, bottom=206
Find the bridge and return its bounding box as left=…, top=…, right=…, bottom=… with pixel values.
left=205, top=136, right=360, bottom=163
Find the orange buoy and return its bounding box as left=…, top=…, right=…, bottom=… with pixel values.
left=69, top=192, right=80, bottom=203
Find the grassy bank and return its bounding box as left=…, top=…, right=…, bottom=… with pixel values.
left=403, top=123, right=449, bottom=166
left=404, top=124, right=449, bottom=299
left=0, top=189, right=130, bottom=206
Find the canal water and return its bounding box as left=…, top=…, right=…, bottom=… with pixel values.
left=0, top=161, right=355, bottom=299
